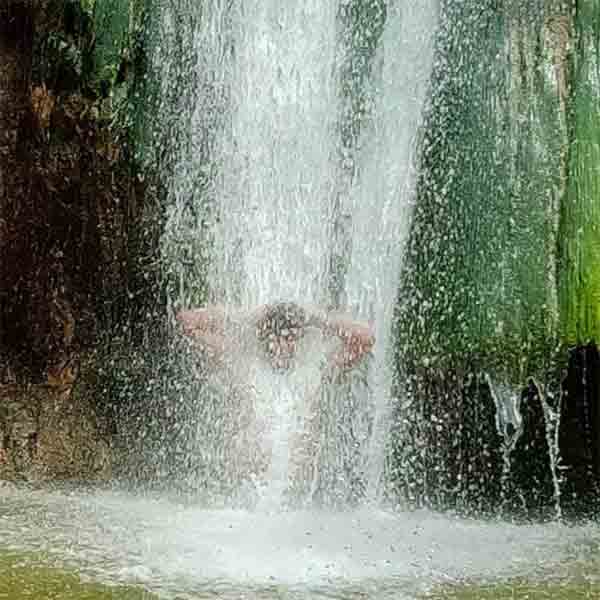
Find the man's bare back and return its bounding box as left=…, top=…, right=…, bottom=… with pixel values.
left=176, top=301, right=375, bottom=505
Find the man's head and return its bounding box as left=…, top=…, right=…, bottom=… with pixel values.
left=256, top=302, right=308, bottom=370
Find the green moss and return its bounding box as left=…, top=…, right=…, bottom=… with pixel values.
left=88, top=0, right=130, bottom=93
left=0, top=551, right=156, bottom=600
left=559, top=0, right=600, bottom=345
left=397, top=1, right=563, bottom=385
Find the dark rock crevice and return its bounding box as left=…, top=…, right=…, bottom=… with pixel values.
left=389, top=344, right=600, bottom=521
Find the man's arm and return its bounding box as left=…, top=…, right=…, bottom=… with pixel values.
left=308, top=309, right=375, bottom=370
left=177, top=306, right=240, bottom=366
left=177, top=306, right=227, bottom=336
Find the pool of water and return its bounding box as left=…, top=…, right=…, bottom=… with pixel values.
left=0, top=484, right=598, bottom=599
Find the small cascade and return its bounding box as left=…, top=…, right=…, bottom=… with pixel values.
left=486, top=375, right=523, bottom=447
left=486, top=375, right=524, bottom=511
left=487, top=374, right=561, bottom=519
left=533, top=379, right=563, bottom=520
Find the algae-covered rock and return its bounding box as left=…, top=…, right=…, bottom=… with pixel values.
left=397, top=0, right=565, bottom=380
left=390, top=0, right=579, bottom=515
left=559, top=0, right=600, bottom=345
left=1, top=0, right=157, bottom=384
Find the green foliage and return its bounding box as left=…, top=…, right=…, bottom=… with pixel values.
left=33, top=1, right=93, bottom=92
left=88, top=0, right=130, bottom=94
left=32, top=0, right=150, bottom=154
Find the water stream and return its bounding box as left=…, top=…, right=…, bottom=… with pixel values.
left=159, top=0, right=437, bottom=509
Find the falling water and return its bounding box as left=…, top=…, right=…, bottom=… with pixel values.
left=342, top=1, right=437, bottom=497
left=158, top=1, right=438, bottom=507
left=207, top=1, right=340, bottom=508
left=5, top=3, right=600, bottom=599
left=209, top=1, right=338, bottom=307
left=486, top=375, right=524, bottom=509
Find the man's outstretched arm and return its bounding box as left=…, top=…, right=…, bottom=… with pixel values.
left=176, top=306, right=236, bottom=365
left=307, top=309, right=375, bottom=370
left=177, top=306, right=227, bottom=336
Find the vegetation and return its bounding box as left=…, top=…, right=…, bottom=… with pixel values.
left=0, top=0, right=163, bottom=385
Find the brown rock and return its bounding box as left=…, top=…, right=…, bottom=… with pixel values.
left=0, top=383, right=111, bottom=481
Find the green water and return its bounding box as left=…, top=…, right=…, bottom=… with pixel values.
left=0, top=551, right=155, bottom=600
left=2, top=548, right=599, bottom=600
left=427, top=581, right=600, bottom=599
left=427, top=548, right=600, bottom=599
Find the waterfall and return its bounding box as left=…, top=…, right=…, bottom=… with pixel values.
left=155, top=0, right=438, bottom=507
left=210, top=1, right=338, bottom=307
left=342, top=1, right=438, bottom=498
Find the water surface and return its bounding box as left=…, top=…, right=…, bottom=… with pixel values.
left=1, top=485, right=598, bottom=599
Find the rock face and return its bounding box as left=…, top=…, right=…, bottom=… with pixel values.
left=0, top=383, right=110, bottom=481
left=0, top=1, right=159, bottom=483
left=0, top=1, right=148, bottom=383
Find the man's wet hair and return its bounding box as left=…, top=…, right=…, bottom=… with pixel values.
left=256, top=302, right=308, bottom=340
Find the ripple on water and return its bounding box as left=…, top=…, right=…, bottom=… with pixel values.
left=0, top=485, right=599, bottom=599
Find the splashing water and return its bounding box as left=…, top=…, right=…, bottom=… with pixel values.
left=158, top=1, right=437, bottom=507
left=4, top=3, right=600, bottom=599
left=1, top=485, right=598, bottom=599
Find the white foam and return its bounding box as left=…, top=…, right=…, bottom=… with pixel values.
left=1, top=487, right=597, bottom=598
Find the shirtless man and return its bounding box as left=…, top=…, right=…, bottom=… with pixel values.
left=176, top=301, right=375, bottom=504
left=176, top=301, right=374, bottom=376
